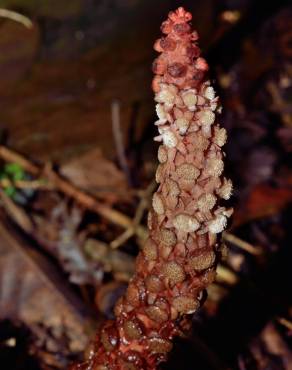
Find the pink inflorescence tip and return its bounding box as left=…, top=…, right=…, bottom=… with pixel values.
left=152, top=7, right=208, bottom=94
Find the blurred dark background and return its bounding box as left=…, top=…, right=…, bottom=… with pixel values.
left=0, top=0, right=290, bottom=162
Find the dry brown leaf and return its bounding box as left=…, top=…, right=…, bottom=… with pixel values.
left=84, top=238, right=135, bottom=281
left=0, top=216, right=93, bottom=367
left=233, top=184, right=292, bottom=226
left=60, top=148, right=130, bottom=203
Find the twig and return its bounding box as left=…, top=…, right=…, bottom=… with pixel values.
left=223, top=232, right=261, bottom=255
left=216, top=264, right=239, bottom=285
left=0, top=145, right=147, bottom=240
left=0, top=178, right=52, bottom=190
left=267, top=81, right=290, bottom=112
left=111, top=100, right=131, bottom=184
left=110, top=181, right=155, bottom=248
left=45, top=167, right=147, bottom=239
left=0, top=146, right=39, bottom=175
left=0, top=146, right=256, bottom=259
left=0, top=8, right=33, bottom=29
left=0, top=189, right=33, bottom=233
left=277, top=317, right=292, bottom=331
left=110, top=227, right=135, bottom=249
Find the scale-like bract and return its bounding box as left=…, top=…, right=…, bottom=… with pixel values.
left=73, top=7, right=232, bottom=370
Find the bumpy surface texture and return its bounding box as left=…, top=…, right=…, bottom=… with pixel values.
left=72, top=7, right=232, bottom=370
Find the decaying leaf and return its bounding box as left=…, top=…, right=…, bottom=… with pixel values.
left=61, top=148, right=130, bottom=204
left=32, top=199, right=104, bottom=286
left=84, top=238, right=135, bottom=282
left=0, top=216, right=92, bottom=368
left=234, top=184, right=292, bottom=226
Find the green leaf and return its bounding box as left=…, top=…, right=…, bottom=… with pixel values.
left=4, top=163, right=25, bottom=181
left=4, top=186, right=16, bottom=198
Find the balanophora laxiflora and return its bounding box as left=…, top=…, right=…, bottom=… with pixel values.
left=71, top=7, right=232, bottom=370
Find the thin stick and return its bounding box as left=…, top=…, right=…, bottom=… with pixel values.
left=0, top=145, right=147, bottom=239
left=110, top=181, right=155, bottom=248
left=0, top=8, right=33, bottom=29
left=0, top=189, right=33, bottom=233
left=0, top=178, right=53, bottom=190
left=110, top=228, right=135, bottom=249
left=216, top=264, right=239, bottom=285
left=0, top=146, right=255, bottom=257
left=277, top=317, right=292, bottom=331
left=46, top=167, right=147, bottom=239
left=111, top=100, right=131, bottom=184
left=223, top=232, right=261, bottom=255
left=0, top=146, right=39, bottom=175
